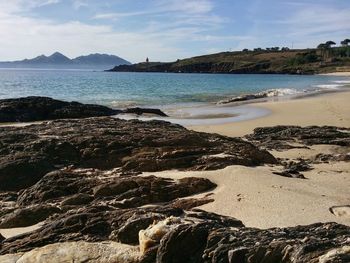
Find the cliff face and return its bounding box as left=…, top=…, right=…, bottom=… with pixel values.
left=108, top=48, right=350, bottom=74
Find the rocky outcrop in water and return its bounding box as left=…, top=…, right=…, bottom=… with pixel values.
left=217, top=89, right=296, bottom=104
left=0, top=97, right=169, bottom=123
left=246, top=125, right=350, bottom=150
left=123, top=107, right=168, bottom=117
left=0, top=117, right=276, bottom=191
left=0, top=96, right=120, bottom=122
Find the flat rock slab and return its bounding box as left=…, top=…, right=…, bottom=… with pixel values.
left=0, top=117, right=276, bottom=191
left=246, top=125, right=350, bottom=150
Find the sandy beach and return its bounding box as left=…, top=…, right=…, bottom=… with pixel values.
left=190, top=90, right=350, bottom=137
left=142, top=90, right=350, bottom=229
left=1, top=90, right=350, bottom=240
left=319, top=71, right=350, bottom=77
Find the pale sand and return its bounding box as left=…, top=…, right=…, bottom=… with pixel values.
left=144, top=91, right=350, bottom=229
left=189, top=91, right=350, bottom=137
left=319, top=72, right=350, bottom=77
left=144, top=159, right=350, bottom=228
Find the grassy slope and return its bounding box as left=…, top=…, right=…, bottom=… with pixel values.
left=110, top=48, right=350, bottom=74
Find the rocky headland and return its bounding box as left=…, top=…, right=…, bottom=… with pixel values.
left=0, top=105, right=349, bottom=262
left=108, top=48, right=350, bottom=75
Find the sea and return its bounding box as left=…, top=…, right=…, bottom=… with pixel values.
left=0, top=68, right=349, bottom=125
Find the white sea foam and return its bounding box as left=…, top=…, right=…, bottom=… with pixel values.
left=313, top=84, right=344, bottom=90
left=110, top=100, right=138, bottom=108
left=333, top=80, right=350, bottom=84
left=263, top=88, right=301, bottom=97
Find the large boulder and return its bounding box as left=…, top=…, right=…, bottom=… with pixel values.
left=0, top=205, right=61, bottom=228
left=0, top=117, right=276, bottom=191
left=17, top=170, right=216, bottom=207
left=142, top=220, right=350, bottom=263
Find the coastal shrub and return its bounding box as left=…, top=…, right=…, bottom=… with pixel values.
left=289, top=52, right=319, bottom=65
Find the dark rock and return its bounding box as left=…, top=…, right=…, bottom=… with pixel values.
left=282, top=159, right=313, bottom=172
left=157, top=223, right=211, bottom=263
left=186, top=209, right=244, bottom=228
left=18, top=170, right=216, bottom=207
left=246, top=125, right=350, bottom=150
left=169, top=197, right=214, bottom=210
left=0, top=96, right=121, bottom=123
left=0, top=205, right=61, bottom=228
left=314, top=153, right=350, bottom=163
left=111, top=213, right=165, bottom=244
left=218, top=93, right=267, bottom=104
left=61, top=193, right=94, bottom=206
left=202, top=222, right=350, bottom=263
left=218, top=89, right=287, bottom=104
left=0, top=205, right=243, bottom=255
left=146, top=221, right=350, bottom=263
left=122, top=107, right=168, bottom=117
left=17, top=170, right=99, bottom=205
left=0, top=192, right=17, bottom=202
left=0, top=117, right=276, bottom=191
left=272, top=170, right=306, bottom=179
left=0, top=233, right=4, bottom=242
left=272, top=159, right=312, bottom=179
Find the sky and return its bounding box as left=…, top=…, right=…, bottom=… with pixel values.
left=0, top=0, right=349, bottom=63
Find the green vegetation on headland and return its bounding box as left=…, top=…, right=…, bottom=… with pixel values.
left=109, top=39, right=350, bottom=74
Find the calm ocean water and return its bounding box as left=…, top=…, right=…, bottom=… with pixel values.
left=0, top=69, right=349, bottom=109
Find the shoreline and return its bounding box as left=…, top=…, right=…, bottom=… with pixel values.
left=150, top=90, right=350, bottom=229
left=1, top=79, right=350, bottom=236
left=319, top=71, right=350, bottom=77
left=188, top=90, right=350, bottom=137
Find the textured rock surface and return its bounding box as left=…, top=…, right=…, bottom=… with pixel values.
left=0, top=205, right=61, bottom=228
left=1, top=118, right=349, bottom=262
left=145, top=221, right=350, bottom=263
left=0, top=96, right=120, bottom=122
left=0, top=241, right=140, bottom=263
left=17, top=170, right=216, bottom=207
left=0, top=168, right=227, bottom=254
left=246, top=125, right=350, bottom=150
left=0, top=97, right=171, bottom=123
left=122, top=107, right=168, bottom=117
left=0, top=207, right=243, bottom=255
left=0, top=117, right=276, bottom=190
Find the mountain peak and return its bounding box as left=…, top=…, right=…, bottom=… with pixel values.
left=49, top=52, right=70, bottom=59
left=0, top=52, right=131, bottom=69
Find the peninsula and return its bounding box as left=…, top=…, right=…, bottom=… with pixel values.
left=109, top=41, right=350, bottom=74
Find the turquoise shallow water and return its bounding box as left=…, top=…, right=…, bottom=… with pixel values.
left=0, top=69, right=349, bottom=108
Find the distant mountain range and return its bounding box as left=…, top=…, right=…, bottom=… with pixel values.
left=0, top=52, right=131, bottom=70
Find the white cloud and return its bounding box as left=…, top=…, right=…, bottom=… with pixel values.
left=0, top=9, right=184, bottom=62
left=72, top=0, right=88, bottom=10
left=0, top=0, right=60, bottom=13
left=94, top=0, right=215, bottom=20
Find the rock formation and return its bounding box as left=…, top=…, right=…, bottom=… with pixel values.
left=0, top=97, right=168, bottom=123
left=1, top=115, right=349, bottom=262
left=0, top=117, right=276, bottom=190
left=246, top=125, right=350, bottom=150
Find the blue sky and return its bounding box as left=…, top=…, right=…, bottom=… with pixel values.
left=0, top=0, right=349, bottom=63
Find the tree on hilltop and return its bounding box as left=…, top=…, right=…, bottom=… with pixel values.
left=340, top=39, right=350, bottom=46
left=325, top=41, right=336, bottom=48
